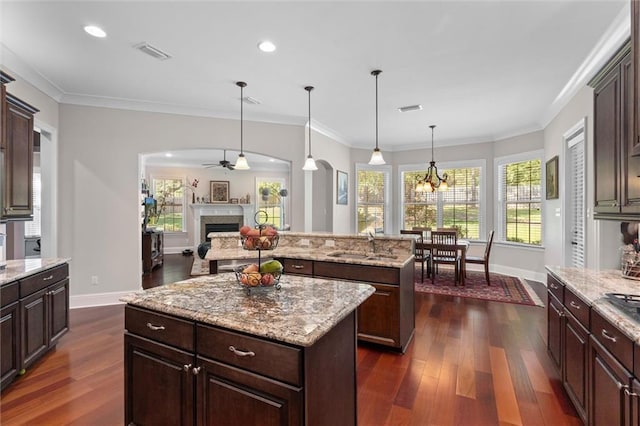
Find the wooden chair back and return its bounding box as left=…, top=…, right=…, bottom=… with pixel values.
left=431, top=230, right=458, bottom=260
left=484, top=230, right=495, bottom=261
left=400, top=229, right=425, bottom=260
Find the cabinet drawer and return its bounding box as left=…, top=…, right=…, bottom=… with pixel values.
left=564, top=287, right=589, bottom=328
left=20, top=264, right=69, bottom=298
left=125, top=306, right=195, bottom=352
left=197, top=324, right=301, bottom=386
left=590, top=310, right=633, bottom=372
left=281, top=258, right=313, bottom=276
left=547, top=274, right=564, bottom=303
left=315, top=261, right=399, bottom=285
left=1, top=281, right=18, bottom=307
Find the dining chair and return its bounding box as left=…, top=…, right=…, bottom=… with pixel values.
left=400, top=229, right=430, bottom=282
left=430, top=230, right=461, bottom=284
left=465, top=230, right=495, bottom=285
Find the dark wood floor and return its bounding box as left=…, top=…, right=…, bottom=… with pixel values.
left=0, top=254, right=581, bottom=425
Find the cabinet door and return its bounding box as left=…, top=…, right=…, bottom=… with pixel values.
left=1, top=83, right=6, bottom=151
left=20, top=288, right=48, bottom=369
left=196, top=356, right=303, bottom=426
left=125, top=334, right=195, bottom=426
left=357, top=283, right=399, bottom=347
left=0, top=301, right=20, bottom=390
left=588, top=335, right=632, bottom=426
left=563, top=312, right=588, bottom=423
left=547, top=293, right=563, bottom=371
left=632, top=0, right=640, bottom=156
left=3, top=101, right=34, bottom=219
left=594, top=64, right=622, bottom=213
left=48, top=279, right=69, bottom=346
left=630, top=378, right=640, bottom=426
left=621, top=51, right=640, bottom=212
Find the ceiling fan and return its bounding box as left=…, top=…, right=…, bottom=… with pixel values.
left=203, top=150, right=235, bottom=170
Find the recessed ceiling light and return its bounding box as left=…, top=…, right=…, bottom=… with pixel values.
left=84, top=25, right=106, bottom=38
left=258, top=41, right=276, bottom=53
left=165, top=153, right=173, bottom=158
left=398, top=104, right=423, bottom=113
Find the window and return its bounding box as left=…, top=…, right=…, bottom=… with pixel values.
left=151, top=177, right=184, bottom=232
left=356, top=165, right=390, bottom=234
left=24, top=170, right=41, bottom=237
left=401, top=163, right=483, bottom=239
left=256, top=178, right=286, bottom=229
left=496, top=151, right=543, bottom=246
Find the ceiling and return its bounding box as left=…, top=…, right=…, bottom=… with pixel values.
left=0, top=0, right=630, bottom=150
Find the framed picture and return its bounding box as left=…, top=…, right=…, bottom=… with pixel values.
left=546, top=156, right=559, bottom=200
left=210, top=181, right=230, bottom=203
left=337, top=170, right=348, bottom=205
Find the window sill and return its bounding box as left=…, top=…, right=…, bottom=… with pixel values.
left=494, top=241, right=544, bottom=252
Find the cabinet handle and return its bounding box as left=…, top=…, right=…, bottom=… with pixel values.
left=183, top=363, right=192, bottom=373
left=375, top=291, right=391, bottom=297
left=192, top=366, right=201, bottom=375
left=292, top=265, right=305, bottom=269
left=601, top=329, right=617, bottom=343
left=623, top=386, right=639, bottom=398
left=557, top=310, right=565, bottom=318
left=43, top=275, right=54, bottom=281
left=569, top=301, right=581, bottom=310
left=4, top=207, right=12, bottom=212
left=549, top=283, right=558, bottom=289
left=146, top=322, right=165, bottom=331
left=228, top=345, right=255, bottom=357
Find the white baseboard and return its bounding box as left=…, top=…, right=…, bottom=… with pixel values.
left=164, top=246, right=195, bottom=254
left=70, top=290, right=137, bottom=309
left=489, top=264, right=546, bottom=284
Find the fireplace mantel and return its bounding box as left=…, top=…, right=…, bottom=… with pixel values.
left=190, top=204, right=255, bottom=243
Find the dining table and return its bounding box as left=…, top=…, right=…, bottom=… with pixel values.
left=416, top=239, right=470, bottom=285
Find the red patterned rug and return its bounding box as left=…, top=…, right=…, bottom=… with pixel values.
left=414, top=266, right=544, bottom=307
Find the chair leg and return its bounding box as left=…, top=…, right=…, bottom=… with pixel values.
left=485, top=263, right=490, bottom=285
left=420, top=261, right=424, bottom=283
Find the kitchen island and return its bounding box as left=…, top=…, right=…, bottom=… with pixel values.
left=121, top=273, right=375, bottom=425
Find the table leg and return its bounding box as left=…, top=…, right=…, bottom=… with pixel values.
left=460, top=247, right=466, bottom=286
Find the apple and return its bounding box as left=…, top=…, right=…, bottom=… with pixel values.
left=247, top=228, right=260, bottom=237
left=260, top=273, right=275, bottom=286
left=242, top=263, right=259, bottom=273
left=239, top=225, right=252, bottom=236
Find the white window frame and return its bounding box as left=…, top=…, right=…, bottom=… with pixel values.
left=494, top=149, right=544, bottom=248
left=255, top=177, right=286, bottom=228
left=398, top=159, right=486, bottom=240
left=149, top=174, right=188, bottom=234
left=355, top=163, right=392, bottom=235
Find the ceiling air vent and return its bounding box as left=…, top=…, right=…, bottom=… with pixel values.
left=398, top=104, right=423, bottom=113
left=134, top=42, right=172, bottom=61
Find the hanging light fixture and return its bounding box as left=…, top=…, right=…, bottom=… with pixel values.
left=416, top=125, right=448, bottom=192
left=302, top=86, right=318, bottom=171
left=234, top=81, right=250, bottom=170
left=368, top=69, right=386, bottom=165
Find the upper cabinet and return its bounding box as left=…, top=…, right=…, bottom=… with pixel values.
left=591, top=42, right=639, bottom=218
left=0, top=71, right=38, bottom=221
left=632, top=0, right=640, bottom=156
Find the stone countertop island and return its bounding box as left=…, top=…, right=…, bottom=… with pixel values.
left=0, top=258, right=70, bottom=285
left=121, top=272, right=375, bottom=346
left=121, top=273, right=375, bottom=425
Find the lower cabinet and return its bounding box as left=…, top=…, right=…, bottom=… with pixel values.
left=357, top=283, right=399, bottom=348
left=630, top=378, right=640, bottom=426
left=0, top=298, right=20, bottom=389
left=563, top=312, right=588, bottom=422
left=125, top=305, right=356, bottom=426
left=547, top=292, right=563, bottom=370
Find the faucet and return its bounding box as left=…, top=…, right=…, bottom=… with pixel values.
left=367, top=231, right=376, bottom=254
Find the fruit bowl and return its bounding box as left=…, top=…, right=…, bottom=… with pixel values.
left=234, top=262, right=283, bottom=293
left=241, top=234, right=279, bottom=250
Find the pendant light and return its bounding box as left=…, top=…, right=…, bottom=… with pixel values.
left=416, top=125, right=448, bottom=192
left=302, top=86, right=318, bottom=171
left=234, top=81, right=250, bottom=170
left=368, top=69, right=386, bottom=165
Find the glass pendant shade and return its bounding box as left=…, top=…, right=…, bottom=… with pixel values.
left=368, top=70, right=386, bottom=165
left=303, top=155, right=318, bottom=171
left=235, top=81, right=250, bottom=170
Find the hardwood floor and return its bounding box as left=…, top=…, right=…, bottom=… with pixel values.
left=0, top=254, right=580, bottom=425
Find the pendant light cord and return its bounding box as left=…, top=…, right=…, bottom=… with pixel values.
left=371, top=70, right=382, bottom=150
left=240, top=84, right=244, bottom=154
left=430, top=125, right=435, bottom=162
left=305, top=86, right=314, bottom=156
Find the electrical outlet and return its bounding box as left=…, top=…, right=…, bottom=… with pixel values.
left=300, top=239, right=310, bottom=246
left=325, top=239, right=335, bottom=247
left=91, top=276, right=99, bottom=286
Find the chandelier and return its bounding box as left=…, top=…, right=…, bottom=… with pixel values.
left=416, top=125, right=448, bottom=193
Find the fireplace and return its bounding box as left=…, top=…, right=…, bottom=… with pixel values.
left=190, top=204, right=255, bottom=245
left=205, top=222, right=240, bottom=241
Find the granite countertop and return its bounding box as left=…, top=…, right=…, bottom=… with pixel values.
left=0, top=258, right=70, bottom=285
left=546, top=265, right=640, bottom=344
left=121, top=273, right=375, bottom=347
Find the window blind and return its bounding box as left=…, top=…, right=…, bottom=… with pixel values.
left=357, top=168, right=389, bottom=234
left=24, top=172, right=41, bottom=237
left=569, top=133, right=585, bottom=267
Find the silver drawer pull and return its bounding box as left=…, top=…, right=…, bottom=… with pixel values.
left=292, top=265, right=305, bottom=269
left=549, top=283, right=558, bottom=289
left=146, top=322, right=165, bottom=331
left=183, top=363, right=192, bottom=372
left=229, top=345, right=255, bottom=357
left=43, top=275, right=54, bottom=281
left=623, top=387, right=639, bottom=398
left=601, top=329, right=617, bottom=343
left=569, top=301, right=581, bottom=310
left=192, top=366, right=201, bottom=375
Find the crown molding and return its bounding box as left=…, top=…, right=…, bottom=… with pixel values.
left=0, top=43, right=64, bottom=101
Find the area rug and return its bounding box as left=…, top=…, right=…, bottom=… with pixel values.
left=415, top=267, right=544, bottom=307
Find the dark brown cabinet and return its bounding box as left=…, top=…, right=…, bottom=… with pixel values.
left=563, top=309, right=589, bottom=422
left=0, top=263, right=69, bottom=391
left=125, top=305, right=356, bottom=426
left=277, top=257, right=415, bottom=352
left=142, top=230, right=163, bottom=273
left=0, top=71, right=38, bottom=221
left=631, top=0, right=640, bottom=156
left=592, top=40, right=640, bottom=218
left=546, top=275, right=563, bottom=370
